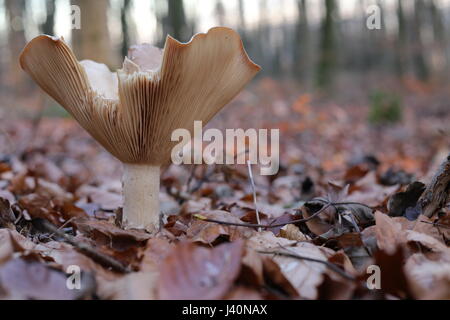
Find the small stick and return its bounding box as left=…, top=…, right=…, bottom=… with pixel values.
left=420, top=220, right=450, bottom=230
left=35, top=218, right=130, bottom=273
left=258, top=249, right=355, bottom=281
left=194, top=202, right=333, bottom=229
left=247, top=160, right=261, bottom=231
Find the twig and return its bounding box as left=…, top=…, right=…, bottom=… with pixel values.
left=247, top=160, right=261, bottom=231
left=420, top=220, right=450, bottom=230
left=194, top=202, right=333, bottom=229
left=35, top=218, right=131, bottom=273
left=312, top=198, right=374, bottom=209
left=258, top=249, right=355, bottom=281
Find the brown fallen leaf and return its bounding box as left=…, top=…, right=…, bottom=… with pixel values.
left=73, top=218, right=151, bottom=250
left=317, top=273, right=356, bottom=300
left=374, top=211, right=405, bottom=254
left=279, top=224, right=309, bottom=241
left=375, top=211, right=450, bottom=257
left=224, top=285, right=264, bottom=300
left=158, top=240, right=244, bottom=300
left=18, top=193, right=63, bottom=226
left=347, top=171, right=399, bottom=207
left=240, top=247, right=264, bottom=287
left=247, top=231, right=336, bottom=299
left=75, top=185, right=122, bottom=211
left=261, top=257, right=298, bottom=298
left=0, top=257, right=79, bottom=300
left=186, top=210, right=254, bottom=243
left=140, top=237, right=175, bottom=272
left=97, top=271, right=158, bottom=300
left=405, top=253, right=450, bottom=299
left=0, top=229, right=36, bottom=265
left=370, top=247, right=413, bottom=299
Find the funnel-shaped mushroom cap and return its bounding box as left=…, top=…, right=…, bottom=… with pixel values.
left=20, top=28, right=260, bottom=165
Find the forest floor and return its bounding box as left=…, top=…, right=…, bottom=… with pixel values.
left=0, top=77, right=449, bottom=299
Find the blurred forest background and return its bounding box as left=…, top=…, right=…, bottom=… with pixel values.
left=0, top=0, right=449, bottom=177
left=2, top=0, right=450, bottom=101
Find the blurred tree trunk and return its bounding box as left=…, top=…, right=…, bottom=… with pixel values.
left=395, top=0, right=407, bottom=77
left=39, top=0, right=55, bottom=35
left=375, top=0, right=387, bottom=71
left=257, top=0, right=273, bottom=73
left=166, top=0, right=187, bottom=41
left=428, top=0, right=447, bottom=77
left=5, top=0, right=27, bottom=93
left=316, top=0, right=337, bottom=88
left=412, top=0, right=429, bottom=81
left=121, top=0, right=132, bottom=58
left=238, top=0, right=246, bottom=30
left=294, top=0, right=309, bottom=81
left=72, top=0, right=116, bottom=68
left=215, top=0, right=226, bottom=26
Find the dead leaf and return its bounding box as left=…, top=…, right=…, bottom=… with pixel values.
left=375, top=211, right=405, bottom=254
left=158, top=241, right=244, bottom=300
left=186, top=210, right=254, bottom=243
left=73, top=218, right=151, bottom=251
left=0, top=257, right=79, bottom=300
left=279, top=224, right=308, bottom=241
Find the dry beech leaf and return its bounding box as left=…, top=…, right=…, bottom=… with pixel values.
left=413, top=215, right=449, bottom=243
left=405, top=253, right=450, bottom=299
left=158, top=240, right=244, bottom=300
left=246, top=230, right=297, bottom=250
left=328, top=251, right=357, bottom=276
left=0, top=229, right=37, bottom=265
left=371, top=248, right=413, bottom=299
left=0, top=258, right=78, bottom=300
left=261, top=258, right=298, bottom=298
left=279, top=224, right=308, bottom=241
left=0, top=230, right=16, bottom=264
left=347, top=171, right=399, bottom=207
left=405, top=230, right=450, bottom=254
left=34, top=240, right=124, bottom=299
left=225, top=286, right=264, bottom=300
left=140, top=238, right=174, bottom=272
left=186, top=210, right=254, bottom=243
left=73, top=218, right=151, bottom=250
left=317, top=273, right=356, bottom=300
left=97, top=271, right=158, bottom=300
left=75, top=185, right=122, bottom=211
left=247, top=231, right=335, bottom=299
left=267, top=213, right=298, bottom=236
left=18, top=193, right=62, bottom=226
left=240, top=248, right=264, bottom=286
left=374, top=211, right=405, bottom=254
left=375, top=212, right=450, bottom=256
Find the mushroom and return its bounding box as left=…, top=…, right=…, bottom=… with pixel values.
left=19, top=27, right=260, bottom=233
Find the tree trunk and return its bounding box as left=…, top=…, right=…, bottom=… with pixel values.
left=316, top=0, right=337, bottom=89
left=294, top=0, right=309, bottom=81
left=167, top=0, right=187, bottom=42
left=5, top=0, right=27, bottom=94
left=40, top=0, right=55, bottom=35
left=412, top=0, right=429, bottom=81
left=121, top=0, right=132, bottom=58
left=72, top=0, right=117, bottom=68
left=395, top=0, right=407, bottom=77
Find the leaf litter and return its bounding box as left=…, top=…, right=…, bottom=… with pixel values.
left=0, top=87, right=449, bottom=300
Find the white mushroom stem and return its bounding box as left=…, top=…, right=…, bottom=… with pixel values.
left=122, top=163, right=160, bottom=233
